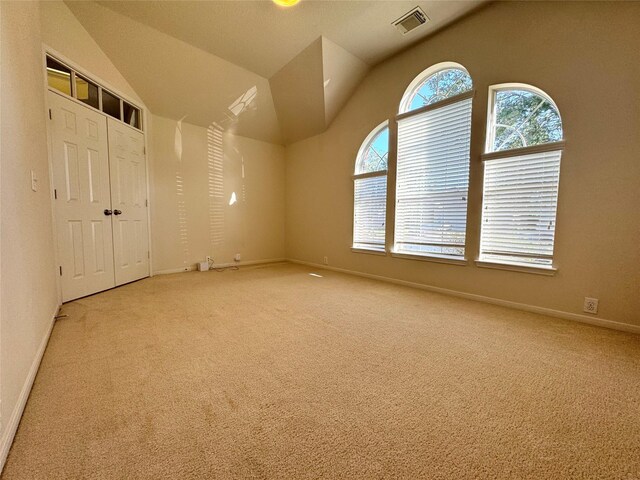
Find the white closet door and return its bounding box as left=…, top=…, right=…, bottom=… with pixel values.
left=107, top=117, right=150, bottom=286
left=49, top=91, right=115, bottom=302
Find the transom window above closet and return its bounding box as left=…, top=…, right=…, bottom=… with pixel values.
left=45, top=54, right=143, bottom=131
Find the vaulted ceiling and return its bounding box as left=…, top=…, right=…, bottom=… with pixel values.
left=67, top=0, right=484, bottom=144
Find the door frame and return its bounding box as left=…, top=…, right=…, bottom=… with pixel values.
left=42, top=45, right=154, bottom=305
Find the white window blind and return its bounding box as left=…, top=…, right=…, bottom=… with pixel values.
left=395, top=97, right=472, bottom=259
left=480, top=150, right=561, bottom=267
left=353, top=175, right=387, bottom=251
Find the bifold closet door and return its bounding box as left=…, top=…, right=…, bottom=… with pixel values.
left=49, top=91, right=115, bottom=302
left=107, top=117, right=150, bottom=286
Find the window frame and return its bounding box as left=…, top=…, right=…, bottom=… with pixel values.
left=45, top=53, right=144, bottom=132
left=399, top=61, right=473, bottom=115
left=352, top=121, right=389, bottom=254
left=478, top=83, right=564, bottom=274
left=484, top=83, right=564, bottom=156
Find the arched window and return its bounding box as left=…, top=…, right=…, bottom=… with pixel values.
left=400, top=63, right=473, bottom=114
left=488, top=87, right=563, bottom=152
left=394, top=63, right=473, bottom=260
left=479, top=84, right=564, bottom=270
left=353, top=123, right=388, bottom=252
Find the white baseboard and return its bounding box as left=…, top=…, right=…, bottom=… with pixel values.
left=154, top=258, right=287, bottom=276
left=288, top=259, right=640, bottom=335
left=209, top=258, right=287, bottom=270
left=153, top=265, right=196, bottom=275
left=0, top=304, right=59, bottom=473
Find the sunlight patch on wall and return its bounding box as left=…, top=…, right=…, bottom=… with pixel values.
left=174, top=120, right=183, bottom=159
left=175, top=119, right=190, bottom=267
left=234, top=146, right=247, bottom=204
left=207, top=124, right=225, bottom=253
left=228, top=86, right=257, bottom=117
left=175, top=172, right=190, bottom=266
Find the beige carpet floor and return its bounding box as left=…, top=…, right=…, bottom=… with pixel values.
left=2, top=263, right=639, bottom=479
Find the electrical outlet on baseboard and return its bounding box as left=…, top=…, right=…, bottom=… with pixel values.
left=323, top=256, right=328, bottom=265
left=583, top=297, right=598, bottom=314
left=234, top=253, right=241, bottom=262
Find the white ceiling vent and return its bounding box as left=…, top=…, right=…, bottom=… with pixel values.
left=393, top=7, right=429, bottom=35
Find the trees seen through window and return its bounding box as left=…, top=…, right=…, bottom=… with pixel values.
left=492, top=89, right=562, bottom=151
left=356, top=127, right=389, bottom=174
left=404, top=68, right=473, bottom=112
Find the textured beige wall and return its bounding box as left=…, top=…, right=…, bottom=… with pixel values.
left=39, top=1, right=142, bottom=104
left=150, top=115, right=286, bottom=272
left=285, top=1, right=640, bottom=325
left=0, top=0, right=59, bottom=456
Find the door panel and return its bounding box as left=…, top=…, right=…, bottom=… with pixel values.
left=107, top=117, right=150, bottom=285
left=91, top=221, right=106, bottom=273
left=117, top=220, right=129, bottom=267
left=87, top=149, right=103, bottom=203
left=70, top=221, right=85, bottom=278
left=49, top=91, right=115, bottom=301
left=63, top=142, right=81, bottom=201
left=135, top=221, right=144, bottom=263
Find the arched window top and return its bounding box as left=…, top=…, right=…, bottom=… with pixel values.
left=399, top=62, right=473, bottom=114
left=488, top=84, right=563, bottom=152
left=355, top=123, right=389, bottom=175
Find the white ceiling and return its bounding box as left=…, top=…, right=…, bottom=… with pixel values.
left=97, top=0, right=483, bottom=78
left=67, top=0, right=485, bottom=144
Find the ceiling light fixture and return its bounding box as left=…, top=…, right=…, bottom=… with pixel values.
left=272, top=0, right=300, bottom=7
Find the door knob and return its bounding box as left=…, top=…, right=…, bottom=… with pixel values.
left=113, top=209, right=122, bottom=215
left=104, top=209, right=113, bottom=216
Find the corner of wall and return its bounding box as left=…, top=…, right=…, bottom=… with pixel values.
left=1, top=0, right=61, bottom=472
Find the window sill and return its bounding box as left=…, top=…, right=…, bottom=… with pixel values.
left=475, top=260, right=557, bottom=276
left=351, top=247, right=387, bottom=256
left=390, top=251, right=467, bottom=266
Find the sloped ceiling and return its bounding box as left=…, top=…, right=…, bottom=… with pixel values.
left=269, top=38, right=326, bottom=145
left=66, top=0, right=484, bottom=144
left=66, top=1, right=282, bottom=143
left=269, top=37, right=369, bottom=144
left=321, top=38, right=370, bottom=128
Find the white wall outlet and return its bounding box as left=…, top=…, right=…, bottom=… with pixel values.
left=30, top=170, right=38, bottom=192
left=323, top=256, right=328, bottom=265
left=234, top=253, right=241, bottom=262
left=206, top=256, right=213, bottom=263
left=583, top=297, right=599, bottom=314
